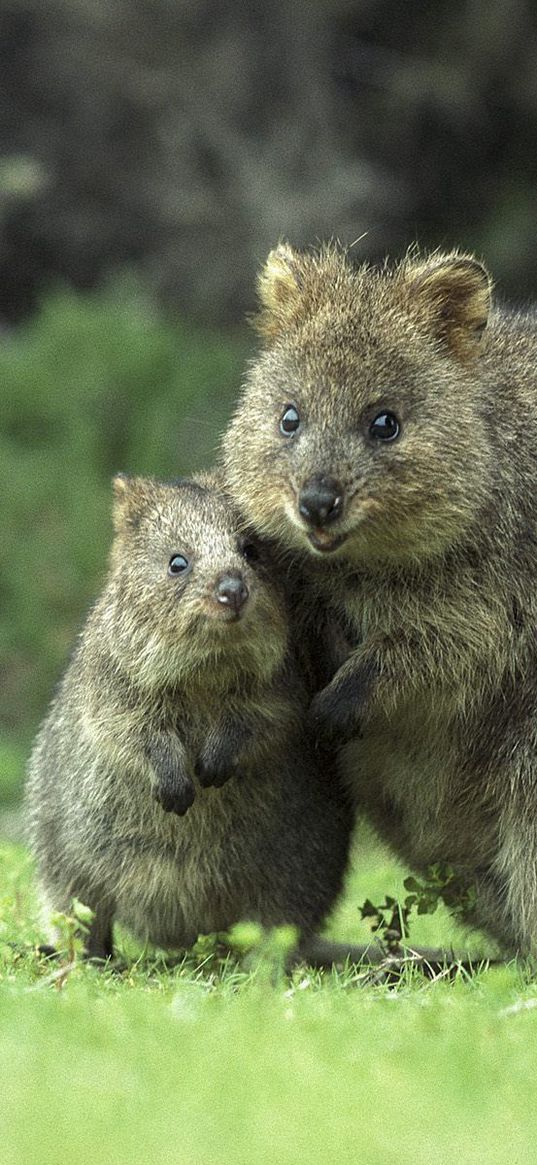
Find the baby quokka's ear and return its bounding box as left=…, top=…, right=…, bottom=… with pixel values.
left=405, top=253, right=492, bottom=362
left=255, top=242, right=306, bottom=340
left=112, top=474, right=145, bottom=534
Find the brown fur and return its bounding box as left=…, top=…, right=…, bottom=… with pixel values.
left=222, top=241, right=537, bottom=955
left=26, top=472, right=353, bottom=959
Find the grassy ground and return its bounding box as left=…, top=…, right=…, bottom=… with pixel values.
left=1, top=831, right=536, bottom=1164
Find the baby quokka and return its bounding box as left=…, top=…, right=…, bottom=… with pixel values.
left=26, top=474, right=352, bottom=959
left=223, top=241, right=537, bottom=956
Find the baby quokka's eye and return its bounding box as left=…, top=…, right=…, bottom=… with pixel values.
left=168, top=554, right=190, bottom=576
left=241, top=540, right=259, bottom=564
left=369, top=411, right=400, bottom=442
left=280, top=404, right=300, bottom=436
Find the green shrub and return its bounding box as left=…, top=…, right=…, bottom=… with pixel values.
left=1, top=280, right=248, bottom=797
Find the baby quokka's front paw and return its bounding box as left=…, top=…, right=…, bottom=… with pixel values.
left=194, top=715, right=253, bottom=790
left=308, top=655, right=379, bottom=747
left=152, top=770, right=195, bottom=816
left=195, top=756, right=235, bottom=789
left=195, top=734, right=243, bottom=790
left=147, top=734, right=196, bottom=816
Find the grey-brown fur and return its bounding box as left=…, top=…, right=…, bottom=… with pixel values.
left=26, top=472, right=353, bottom=959
left=221, top=241, right=537, bottom=956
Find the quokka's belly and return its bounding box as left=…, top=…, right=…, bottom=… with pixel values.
left=102, top=775, right=290, bottom=947
left=341, top=714, right=498, bottom=872
left=114, top=851, right=240, bottom=949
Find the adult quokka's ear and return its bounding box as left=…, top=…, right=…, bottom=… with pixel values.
left=405, top=253, right=492, bottom=362
left=254, top=243, right=305, bottom=340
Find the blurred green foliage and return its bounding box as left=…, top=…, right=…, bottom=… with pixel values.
left=1, top=282, right=248, bottom=799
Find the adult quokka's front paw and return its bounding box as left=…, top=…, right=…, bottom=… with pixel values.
left=307, top=685, right=361, bottom=746
left=308, top=657, right=378, bottom=746
left=152, top=772, right=196, bottom=816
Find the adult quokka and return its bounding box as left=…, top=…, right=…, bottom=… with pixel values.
left=222, top=241, right=537, bottom=956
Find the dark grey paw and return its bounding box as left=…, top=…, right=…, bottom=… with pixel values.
left=195, top=757, right=235, bottom=790
left=153, top=776, right=196, bottom=816
left=307, top=687, right=361, bottom=746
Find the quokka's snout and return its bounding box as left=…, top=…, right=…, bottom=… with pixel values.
left=213, top=571, right=250, bottom=619
left=297, top=475, right=344, bottom=529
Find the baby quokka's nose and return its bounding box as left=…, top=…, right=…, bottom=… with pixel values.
left=298, top=475, right=343, bottom=528
left=215, top=572, right=249, bottom=615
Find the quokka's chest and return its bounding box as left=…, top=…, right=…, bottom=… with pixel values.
left=333, top=575, right=422, bottom=640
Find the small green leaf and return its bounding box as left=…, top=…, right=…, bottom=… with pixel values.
left=71, top=899, right=95, bottom=926
left=226, top=921, right=264, bottom=953
left=360, top=899, right=380, bottom=919
left=268, top=926, right=298, bottom=956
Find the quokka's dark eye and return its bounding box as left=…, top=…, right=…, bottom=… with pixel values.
left=369, top=412, right=400, bottom=442
left=241, top=540, right=259, bottom=563
left=280, top=405, right=300, bottom=436
left=168, top=554, right=190, bottom=576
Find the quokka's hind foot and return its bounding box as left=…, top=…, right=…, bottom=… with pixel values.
left=36, top=942, right=59, bottom=959
left=296, top=936, right=498, bottom=976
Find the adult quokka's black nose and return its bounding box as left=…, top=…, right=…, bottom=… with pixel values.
left=215, top=572, right=249, bottom=614
left=298, top=476, right=343, bottom=528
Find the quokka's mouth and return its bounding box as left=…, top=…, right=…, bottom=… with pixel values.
left=212, top=606, right=247, bottom=624
left=202, top=600, right=249, bottom=628
left=307, top=530, right=348, bottom=554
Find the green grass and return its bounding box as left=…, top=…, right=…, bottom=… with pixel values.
left=1, top=831, right=535, bottom=1165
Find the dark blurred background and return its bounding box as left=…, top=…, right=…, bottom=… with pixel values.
left=2, top=0, right=537, bottom=805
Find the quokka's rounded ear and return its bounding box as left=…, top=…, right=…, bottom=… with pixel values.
left=254, top=242, right=304, bottom=340
left=406, top=254, right=492, bottom=361
left=112, top=473, right=142, bottom=533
